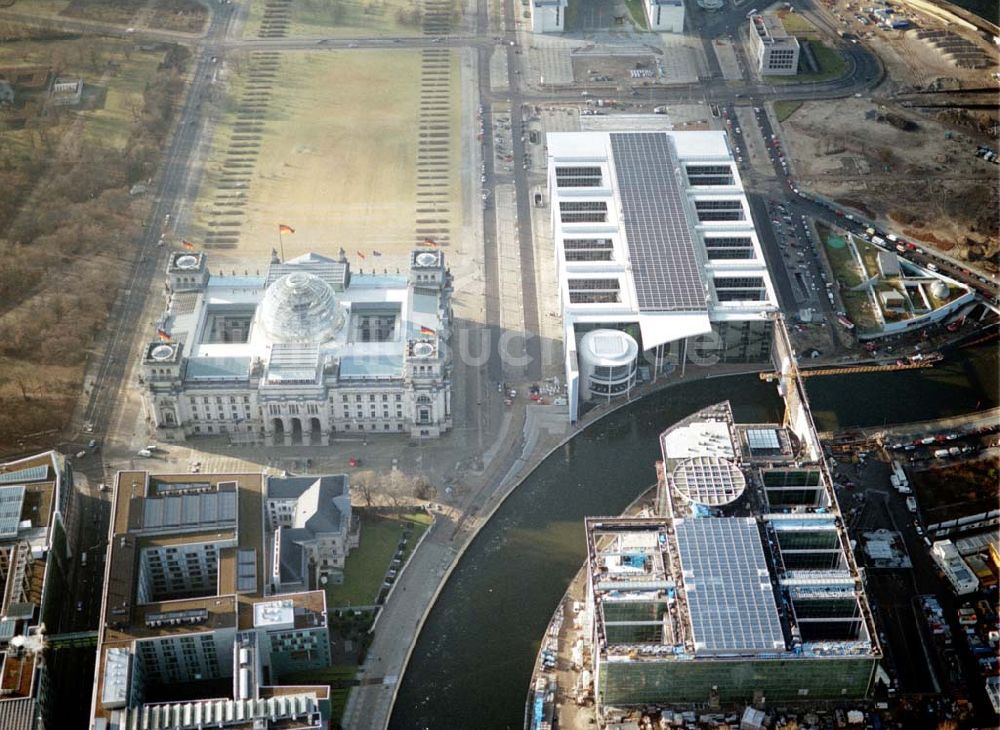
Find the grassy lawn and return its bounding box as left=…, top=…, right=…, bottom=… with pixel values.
left=624, top=0, right=649, bottom=30
left=187, top=48, right=463, bottom=267
left=857, top=240, right=881, bottom=279
left=243, top=0, right=432, bottom=38
left=821, top=229, right=864, bottom=288
left=766, top=41, right=847, bottom=83
left=842, top=290, right=879, bottom=331
left=1, top=0, right=73, bottom=17
left=778, top=10, right=818, bottom=35
left=0, top=38, right=168, bottom=151
left=324, top=509, right=430, bottom=608
left=773, top=100, right=802, bottom=122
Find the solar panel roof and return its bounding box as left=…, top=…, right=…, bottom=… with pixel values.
left=0, top=465, right=48, bottom=484
left=610, top=133, right=707, bottom=312
left=0, top=486, right=25, bottom=538
left=141, top=491, right=237, bottom=531
left=675, top=518, right=786, bottom=654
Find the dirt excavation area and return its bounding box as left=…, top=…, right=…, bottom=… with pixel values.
left=781, top=97, right=999, bottom=273
left=777, top=0, right=999, bottom=273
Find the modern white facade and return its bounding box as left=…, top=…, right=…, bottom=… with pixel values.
left=143, top=250, right=453, bottom=444
left=529, top=0, right=681, bottom=33
left=547, top=130, right=779, bottom=421
left=578, top=329, right=640, bottom=401
left=749, top=13, right=800, bottom=76
left=530, top=0, right=566, bottom=32
left=646, top=0, right=684, bottom=32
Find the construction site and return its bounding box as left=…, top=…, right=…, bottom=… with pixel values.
left=778, top=0, right=1000, bottom=272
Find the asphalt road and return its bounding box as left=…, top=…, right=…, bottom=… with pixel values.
left=47, top=4, right=241, bottom=722
left=13, top=0, right=994, bottom=725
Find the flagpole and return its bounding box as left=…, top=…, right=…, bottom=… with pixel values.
left=277, top=228, right=285, bottom=262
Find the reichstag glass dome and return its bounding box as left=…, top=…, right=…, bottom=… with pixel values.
left=258, top=272, right=344, bottom=344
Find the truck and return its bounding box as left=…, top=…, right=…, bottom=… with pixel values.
left=871, top=235, right=886, bottom=246
left=890, top=460, right=909, bottom=489
left=890, top=474, right=911, bottom=494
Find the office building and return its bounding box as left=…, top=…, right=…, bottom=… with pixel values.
left=143, top=249, right=453, bottom=445
left=749, top=13, right=801, bottom=76
left=530, top=0, right=566, bottom=33
left=645, top=0, right=684, bottom=32
left=530, top=0, right=682, bottom=33
left=546, top=130, right=778, bottom=420
left=585, top=400, right=882, bottom=711
left=89, top=470, right=335, bottom=730
left=0, top=451, right=75, bottom=730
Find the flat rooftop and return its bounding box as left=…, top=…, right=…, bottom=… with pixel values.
left=674, top=517, right=785, bottom=655
left=589, top=403, right=880, bottom=663
left=94, top=469, right=330, bottom=725
left=608, top=132, right=706, bottom=313
left=0, top=452, right=62, bottom=729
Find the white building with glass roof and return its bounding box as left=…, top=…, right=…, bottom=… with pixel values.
left=546, top=130, right=779, bottom=421
left=142, top=250, right=453, bottom=444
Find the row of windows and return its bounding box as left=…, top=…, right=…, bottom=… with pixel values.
left=342, top=408, right=405, bottom=419
left=566, top=250, right=614, bottom=262
left=568, top=278, right=619, bottom=291
left=568, top=278, right=621, bottom=305
left=698, top=210, right=745, bottom=222
left=704, top=237, right=752, bottom=248
left=715, top=276, right=767, bottom=302
left=191, top=396, right=250, bottom=405
left=343, top=394, right=403, bottom=403
left=707, top=248, right=755, bottom=260
left=192, top=421, right=410, bottom=435
left=686, top=165, right=731, bottom=176
left=569, top=291, right=620, bottom=304
left=563, top=238, right=614, bottom=262
left=695, top=200, right=742, bottom=210
left=560, top=201, right=608, bottom=223
left=563, top=238, right=613, bottom=250
left=717, top=288, right=768, bottom=301
left=688, top=175, right=734, bottom=186
left=687, top=165, right=734, bottom=187
left=715, top=277, right=765, bottom=288
left=555, top=166, right=603, bottom=188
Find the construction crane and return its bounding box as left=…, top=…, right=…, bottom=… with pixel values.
left=759, top=356, right=939, bottom=382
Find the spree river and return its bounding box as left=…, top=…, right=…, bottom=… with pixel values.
left=389, top=344, right=997, bottom=730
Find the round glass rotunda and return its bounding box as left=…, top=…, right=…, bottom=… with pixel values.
left=258, top=272, right=345, bottom=344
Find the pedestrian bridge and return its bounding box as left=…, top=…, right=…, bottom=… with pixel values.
left=47, top=630, right=98, bottom=649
